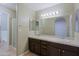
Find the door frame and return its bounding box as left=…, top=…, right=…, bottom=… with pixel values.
left=0, top=16, right=1, bottom=43
left=12, top=17, right=16, bottom=48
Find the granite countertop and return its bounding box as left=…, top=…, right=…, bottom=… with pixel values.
left=29, top=34, right=79, bottom=47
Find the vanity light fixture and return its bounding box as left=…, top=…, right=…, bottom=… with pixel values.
left=40, top=10, right=59, bottom=18
left=46, top=13, right=49, bottom=16
left=44, top=14, right=46, bottom=16
left=56, top=11, right=59, bottom=14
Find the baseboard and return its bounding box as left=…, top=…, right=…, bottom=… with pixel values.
left=19, top=50, right=30, bottom=56
left=9, top=45, right=16, bottom=50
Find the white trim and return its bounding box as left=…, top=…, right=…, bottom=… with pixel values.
left=7, top=13, right=10, bottom=46
left=12, top=17, right=16, bottom=48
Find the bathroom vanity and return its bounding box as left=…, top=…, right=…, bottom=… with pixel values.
left=28, top=3, right=79, bottom=56
left=28, top=36, right=79, bottom=56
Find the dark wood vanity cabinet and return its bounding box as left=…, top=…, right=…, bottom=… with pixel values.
left=28, top=37, right=79, bottom=56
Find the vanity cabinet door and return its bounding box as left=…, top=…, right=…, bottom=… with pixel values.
left=47, top=45, right=60, bottom=56
left=29, top=38, right=40, bottom=55
left=34, top=42, right=40, bottom=55
left=60, top=50, right=77, bottom=56
left=29, top=39, right=35, bottom=52
left=40, top=41, right=48, bottom=56
left=40, top=48, right=47, bottom=56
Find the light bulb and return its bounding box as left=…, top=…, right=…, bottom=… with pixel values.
left=44, top=14, right=46, bottom=16
left=56, top=11, right=59, bottom=14
left=41, top=14, right=43, bottom=16
left=49, top=13, right=52, bottom=16
left=46, top=13, right=48, bottom=16
left=52, top=12, right=55, bottom=15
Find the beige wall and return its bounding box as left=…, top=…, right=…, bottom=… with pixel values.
left=17, top=3, right=35, bottom=55
left=74, top=3, right=79, bottom=11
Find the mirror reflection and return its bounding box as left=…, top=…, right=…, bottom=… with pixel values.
left=55, top=17, right=67, bottom=38
left=75, top=10, right=79, bottom=32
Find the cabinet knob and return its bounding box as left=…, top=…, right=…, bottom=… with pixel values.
left=62, top=50, right=64, bottom=53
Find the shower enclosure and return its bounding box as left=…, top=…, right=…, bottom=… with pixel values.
left=0, top=13, right=9, bottom=46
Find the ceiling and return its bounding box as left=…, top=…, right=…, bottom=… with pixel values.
left=25, top=3, right=59, bottom=11
left=0, top=3, right=59, bottom=11
left=0, top=3, right=16, bottom=11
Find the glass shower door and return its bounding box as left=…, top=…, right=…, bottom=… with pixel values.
left=0, top=13, right=9, bottom=47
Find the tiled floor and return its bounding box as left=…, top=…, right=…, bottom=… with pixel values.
left=0, top=41, right=16, bottom=56
left=23, top=51, right=37, bottom=56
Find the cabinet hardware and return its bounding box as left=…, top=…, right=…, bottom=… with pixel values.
left=62, top=50, right=64, bottom=53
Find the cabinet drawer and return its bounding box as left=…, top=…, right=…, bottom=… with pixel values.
left=41, top=40, right=47, bottom=45
left=41, top=45, right=47, bottom=49
left=29, top=38, right=40, bottom=43
left=48, top=41, right=62, bottom=48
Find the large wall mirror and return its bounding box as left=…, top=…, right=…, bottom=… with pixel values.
left=29, top=15, right=73, bottom=39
